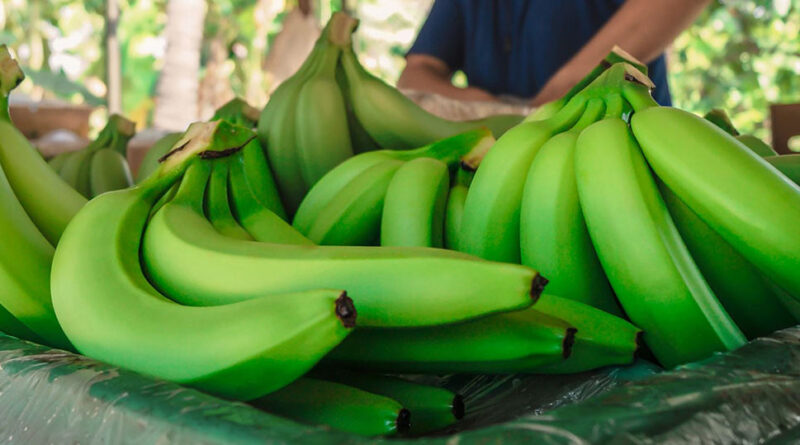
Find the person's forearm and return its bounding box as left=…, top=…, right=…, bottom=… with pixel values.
left=532, top=0, right=710, bottom=105
left=398, top=57, right=496, bottom=102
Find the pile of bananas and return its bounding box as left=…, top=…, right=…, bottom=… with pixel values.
left=47, top=114, right=135, bottom=198
left=0, top=9, right=799, bottom=436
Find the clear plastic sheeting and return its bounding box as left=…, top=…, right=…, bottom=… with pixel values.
left=0, top=328, right=798, bottom=444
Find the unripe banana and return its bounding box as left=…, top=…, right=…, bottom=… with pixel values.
left=143, top=183, right=544, bottom=327
left=51, top=121, right=357, bottom=400
left=736, top=134, right=778, bottom=157
left=765, top=154, right=800, bottom=184
left=295, top=41, right=354, bottom=187
left=335, top=56, right=379, bottom=154
left=532, top=294, right=640, bottom=374
left=47, top=151, right=72, bottom=172
left=314, top=370, right=463, bottom=435
left=325, top=307, right=574, bottom=373
left=0, top=50, right=86, bottom=244
left=251, top=378, right=410, bottom=436
left=625, top=83, right=800, bottom=303
left=380, top=157, right=449, bottom=247
left=443, top=168, right=473, bottom=251
left=660, top=182, right=795, bottom=339
left=703, top=109, right=739, bottom=136
left=459, top=93, right=588, bottom=263
left=239, top=137, right=287, bottom=220
left=519, top=100, right=621, bottom=315
left=89, top=148, right=133, bottom=197
left=204, top=157, right=253, bottom=241
left=58, top=148, right=93, bottom=197
left=211, top=97, right=260, bottom=129
left=575, top=117, right=745, bottom=368
left=466, top=113, right=523, bottom=138
left=228, top=150, right=312, bottom=245
left=136, top=132, right=183, bottom=184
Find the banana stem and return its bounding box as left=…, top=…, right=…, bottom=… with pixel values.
left=0, top=45, right=24, bottom=124
left=604, top=94, right=625, bottom=119
left=622, top=82, right=659, bottom=112
left=326, top=11, right=359, bottom=47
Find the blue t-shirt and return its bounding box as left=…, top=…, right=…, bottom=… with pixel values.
left=407, top=0, right=672, bottom=105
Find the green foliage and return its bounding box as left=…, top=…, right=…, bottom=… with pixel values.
left=669, top=0, right=800, bottom=141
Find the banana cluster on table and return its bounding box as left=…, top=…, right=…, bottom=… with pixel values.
left=0, top=9, right=799, bottom=438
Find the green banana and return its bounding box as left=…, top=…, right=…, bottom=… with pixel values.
left=228, top=150, right=312, bottom=245
left=142, top=189, right=544, bottom=327
left=57, top=148, right=93, bottom=197
left=89, top=148, right=133, bottom=196
left=519, top=99, right=621, bottom=315
left=736, top=134, right=778, bottom=157
left=251, top=377, right=410, bottom=436
left=458, top=82, right=593, bottom=263
left=0, top=157, right=71, bottom=348
left=765, top=154, right=800, bottom=184
left=532, top=294, right=640, bottom=374
left=211, top=97, right=260, bottom=128
left=47, top=151, right=73, bottom=172
left=467, top=114, right=524, bottom=138
left=334, top=48, right=379, bottom=154
left=574, top=116, right=745, bottom=368
left=239, top=137, right=287, bottom=220
left=443, top=167, right=473, bottom=251
left=294, top=39, right=354, bottom=187
left=100, top=114, right=136, bottom=156
left=305, top=159, right=403, bottom=246
left=135, top=132, right=183, bottom=184
left=0, top=48, right=86, bottom=244
left=660, top=182, right=795, bottom=339
left=625, top=83, right=800, bottom=303
left=380, top=157, right=449, bottom=247
left=294, top=129, right=494, bottom=246
left=204, top=157, right=253, bottom=241
left=325, top=307, right=574, bottom=373
left=51, top=121, right=357, bottom=400
left=703, top=109, right=739, bottom=136
left=258, top=40, right=326, bottom=216
left=315, top=370, right=463, bottom=435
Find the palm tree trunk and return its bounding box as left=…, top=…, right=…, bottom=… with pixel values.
left=153, top=0, right=206, bottom=131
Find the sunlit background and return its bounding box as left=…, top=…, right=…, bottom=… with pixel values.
left=1, top=0, right=798, bottom=143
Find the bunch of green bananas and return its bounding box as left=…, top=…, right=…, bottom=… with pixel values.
left=258, top=12, right=525, bottom=217
left=48, top=114, right=136, bottom=198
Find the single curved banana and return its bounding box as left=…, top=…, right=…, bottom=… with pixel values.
left=443, top=168, right=473, bottom=251
left=0, top=48, right=86, bottom=244
left=58, top=148, right=93, bottom=197
left=339, top=48, right=476, bottom=150
left=89, top=148, right=133, bottom=197
left=325, top=307, right=574, bottom=373
left=459, top=90, right=589, bottom=263
left=380, top=157, right=449, bottom=247
left=315, top=370, right=463, bottom=435
left=519, top=99, right=621, bottom=315
left=736, top=134, right=777, bottom=157
left=47, top=151, right=73, bottom=172
left=575, top=117, right=745, bottom=368
left=51, top=121, right=357, bottom=400
left=143, top=193, right=544, bottom=327
left=703, top=109, right=739, bottom=136
left=532, top=294, right=640, bottom=374
left=0, top=158, right=71, bottom=348
left=204, top=157, right=253, bottom=241
left=660, top=182, right=795, bottom=339
left=239, top=137, right=287, bottom=220
left=251, top=377, right=410, bottom=436
left=293, top=128, right=493, bottom=237
left=625, top=83, right=800, bottom=303
left=294, top=40, right=353, bottom=187
left=334, top=54, right=379, bottom=154
left=135, top=132, right=183, bottom=184
left=765, top=154, right=800, bottom=185
left=228, top=151, right=312, bottom=245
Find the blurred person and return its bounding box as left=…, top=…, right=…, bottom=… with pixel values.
left=398, top=0, right=711, bottom=106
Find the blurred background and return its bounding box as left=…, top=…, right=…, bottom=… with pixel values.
left=1, top=0, right=798, bottom=144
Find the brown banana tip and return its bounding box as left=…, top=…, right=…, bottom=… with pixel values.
left=563, top=328, right=578, bottom=359
left=459, top=159, right=477, bottom=172
left=452, top=394, right=465, bottom=419
left=335, top=292, right=357, bottom=329
left=396, top=408, right=411, bottom=434
left=530, top=275, right=549, bottom=302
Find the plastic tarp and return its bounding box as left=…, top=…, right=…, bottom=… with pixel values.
left=0, top=327, right=799, bottom=444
